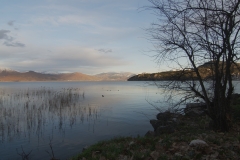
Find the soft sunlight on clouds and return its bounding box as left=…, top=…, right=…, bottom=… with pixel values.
left=0, top=0, right=160, bottom=74
left=0, top=45, right=130, bottom=74
left=53, top=46, right=129, bottom=67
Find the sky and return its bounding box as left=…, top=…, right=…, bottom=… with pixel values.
left=0, top=0, right=164, bottom=74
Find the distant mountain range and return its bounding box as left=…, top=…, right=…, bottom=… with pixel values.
left=0, top=68, right=136, bottom=82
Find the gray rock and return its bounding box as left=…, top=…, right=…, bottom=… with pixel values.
left=155, top=125, right=175, bottom=135
left=156, top=111, right=171, bottom=121
left=145, top=130, right=155, bottom=137
left=150, top=111, right=183, bottom=136
left=129, top=141, right=135, bottom=146
left=175, top=152, right=183, bottom=157
left=184, top=103, right=207, bottom=117
left=189, top=139, right=208, bottom=147
left=150, top=119, right=166, bottom=130
left=151, top=119, right=177, bottom=130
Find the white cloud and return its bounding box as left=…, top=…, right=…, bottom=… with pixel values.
left=53, top=46, right=128, bottom=66
left=0, top=0, right=158, bottom=74
left=0, top=45, right=129, bottom=73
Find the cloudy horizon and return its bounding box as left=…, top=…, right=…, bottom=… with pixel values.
left=0, top=0, right=166, bottom=75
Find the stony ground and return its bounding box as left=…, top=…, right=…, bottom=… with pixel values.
left=70, top=115, right=240, bottom=160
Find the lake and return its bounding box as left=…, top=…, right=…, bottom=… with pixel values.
left=0, top=81, right=171, bottom=160
left=0, top=81, right=239, bottom=160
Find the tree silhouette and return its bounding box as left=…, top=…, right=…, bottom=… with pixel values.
left=148, top=0, right=240, bottom=131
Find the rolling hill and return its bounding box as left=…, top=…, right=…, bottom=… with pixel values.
left=0, top=69, right=134, bottom=82
left=128, top=62, right=240, bottom=81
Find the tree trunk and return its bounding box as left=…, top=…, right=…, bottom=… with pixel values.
left=210, top=98, right=232, bottom=132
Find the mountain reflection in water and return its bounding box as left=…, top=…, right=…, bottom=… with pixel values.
left=2, top=81, right=238, bottom=160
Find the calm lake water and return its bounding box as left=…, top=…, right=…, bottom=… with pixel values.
left=0, top=81, right=240, bottom=160
left=0, top=81, right=170, bottom=160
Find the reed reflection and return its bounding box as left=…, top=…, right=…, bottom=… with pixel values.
left=0, top=87, right=100, bottom=143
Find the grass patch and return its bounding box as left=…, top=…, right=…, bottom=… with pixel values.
left=71, top=99, right=240, bottom=160
left=70, top=136, right=160, bottom=160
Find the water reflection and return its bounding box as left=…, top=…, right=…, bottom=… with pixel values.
left=0, top=81, right=169, bottom=160
left=0, top=87, right=100, bottom=144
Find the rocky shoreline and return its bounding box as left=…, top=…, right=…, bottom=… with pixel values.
left=71, top=96, right=240, bottom=160
left=146, top=103, right=208, bottom=137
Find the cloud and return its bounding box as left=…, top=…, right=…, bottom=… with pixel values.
left=3, top=41, right=25, bottom=47
left=32, top=14, right=101, bottom=27
left=0, top=29, right=25, bottom=47
left=0, top=45, right=129, bottom=73
left=0, top=30, right=12, bottom=40
left=98, top=49, right=112, bottom=53
left=8, top=20, right=15, bottom=26
left=53, top=46, right=127, bottom=67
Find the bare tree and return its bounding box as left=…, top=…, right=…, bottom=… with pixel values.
left=147, top=0, right=240, bottom=131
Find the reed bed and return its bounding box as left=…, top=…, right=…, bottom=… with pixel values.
left=0, top=87, right=100, bottom=143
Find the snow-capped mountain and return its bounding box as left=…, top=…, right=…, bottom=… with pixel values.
left=0, top=68, right=17, bottom=73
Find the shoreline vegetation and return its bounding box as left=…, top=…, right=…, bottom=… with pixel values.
left=70, top=95, right=240, bottom=160
left=128, top=62, right=240, bottom=81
